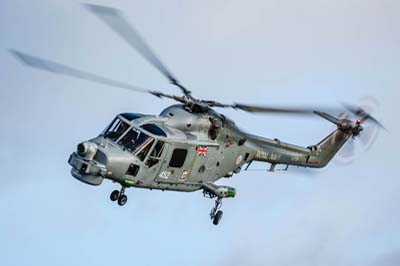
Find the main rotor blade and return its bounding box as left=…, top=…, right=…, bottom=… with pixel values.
left=84, top=4, right=192, bottom=98
left=10, top=50, right=186, bottom=102
left=205, top=101, right=343, bottom=116
left=233, top=103, right=320, bottom=114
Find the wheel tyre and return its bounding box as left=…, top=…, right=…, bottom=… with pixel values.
left=213, top=210, right=223, bottom=225
left=110, top=190, right=120, bottom=201
left=118, top=194, right=128, bottom=206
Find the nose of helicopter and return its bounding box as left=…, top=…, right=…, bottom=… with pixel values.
left=68, top=140, right=136, bottom=186
left=68, top=141, right=106, bottom=186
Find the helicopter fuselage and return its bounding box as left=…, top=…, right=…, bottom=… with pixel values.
left=68, top=102, right=360, bottom=193
left=69, top=102, right=359, bottom=195
left=68, top=104, right=257, bottom=192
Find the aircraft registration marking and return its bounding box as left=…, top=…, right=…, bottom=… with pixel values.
left=159, top=170, right=171, bottom=179
left=255, top=150, right=281, bottom=161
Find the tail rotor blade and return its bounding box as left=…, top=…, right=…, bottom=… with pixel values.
left=343, top=104, right=386, bottom=130
left=339, top=138, right=356, bottom=159
left=359, top=123, right=380, bottom=150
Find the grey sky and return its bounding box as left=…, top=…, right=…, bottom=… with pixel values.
left=1, top=0, right=399, bottom=266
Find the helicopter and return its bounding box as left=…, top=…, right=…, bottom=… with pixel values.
left=10, top=4, right=384, bottom=225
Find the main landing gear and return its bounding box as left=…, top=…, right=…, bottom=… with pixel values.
left=202, top=183, right=236, bottom=225
left=110, top=186, right=128, bottom=206
left=210, top=197, right=223, bottom=225
left=203, top=190, right=224, bottom=225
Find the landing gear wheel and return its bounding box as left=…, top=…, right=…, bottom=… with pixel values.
left=110, top=190, right=120, bottom=201
left=209, top=196, right=223, bottom=225
left=213, top=210, right=223, bottom=225
left=118, top=194, right=128, bottom=206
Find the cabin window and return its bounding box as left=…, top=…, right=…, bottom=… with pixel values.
left=169, top=149, right=187, bottom=168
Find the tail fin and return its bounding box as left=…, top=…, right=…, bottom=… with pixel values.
left=306, top=112, right=362, bottom=168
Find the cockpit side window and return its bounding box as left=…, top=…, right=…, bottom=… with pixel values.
left=136, top=138, right=154, bottom=161
left=146, top=141, right=165, bottom=167
left=103, top=118, right=130, bottom=141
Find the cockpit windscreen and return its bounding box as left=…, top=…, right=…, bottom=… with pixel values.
left=103, top=118, right=130, bottom=141
left=118, top=128, right=154, bottom=160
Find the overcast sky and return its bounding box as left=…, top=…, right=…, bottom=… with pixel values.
left=1, top=0, right=399, bottom=266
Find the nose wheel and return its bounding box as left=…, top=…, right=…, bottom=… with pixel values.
left=110, top=190, right=120, bottom=201
left=110, top=187, right=128, bottom=206
left=210, top=197, right=223, bottom=225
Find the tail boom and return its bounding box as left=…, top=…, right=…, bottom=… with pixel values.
left=249, top=128, right=352, bottom=169
left=249, top=116, right=357, bottom=169
left=246, top=110, right=379, bottom=169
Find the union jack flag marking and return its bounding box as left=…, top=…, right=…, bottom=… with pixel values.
left=197, top=146, right=208, bottom=156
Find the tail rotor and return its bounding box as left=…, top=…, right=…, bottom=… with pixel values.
left=315, top=98, right=385, bottom=165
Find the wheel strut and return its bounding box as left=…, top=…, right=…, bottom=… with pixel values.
left=120, top=186, right=125, bottom=196
left=210, top=197, right=222, bottom=219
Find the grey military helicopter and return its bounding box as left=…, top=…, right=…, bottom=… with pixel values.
left=11, top=4, right=384, bottom=225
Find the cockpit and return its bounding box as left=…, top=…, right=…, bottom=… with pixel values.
left=102, top=114, right=166, bottom=167
left=118, top=127, right=154, bottom=160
